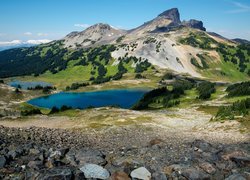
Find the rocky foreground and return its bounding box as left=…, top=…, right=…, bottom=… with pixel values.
left=0, top=125, right=249, bottom=180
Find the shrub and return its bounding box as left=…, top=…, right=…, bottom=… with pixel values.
left=49, top=106, right=60, bottom=114
left=112, top=73, right=123, bottom=80
left=92, top=76, right=111, bottom=84
left=60, top=105, right=72, bottom=111
left=162, top=73, right=174, bottom=80
left=135, top=60, right=151, bottom=73
left=196, top=81, right=215, bottom=100
left=66, top=82, right=89, bottom=91
left=190, top=57, right=202, bottom=69
left=21, top=108, right=42, bottom=116
left=135, top=73, right=144, bottom=79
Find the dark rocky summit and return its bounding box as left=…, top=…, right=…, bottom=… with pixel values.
left=182, top=19, right=206, bottom=31
left=158, top=8, right=181, bottom=24
left=0, top=126, right=249, bottom=179
left=152, top=8, right=206, bottom=33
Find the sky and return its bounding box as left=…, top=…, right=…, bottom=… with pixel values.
left=0, top=0, right=250, bottom=46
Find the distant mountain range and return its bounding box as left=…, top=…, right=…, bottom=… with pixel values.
left=0, top=44, right=35, bottom=51
left=0, top=40, right=52, bottom=51
left=0, top=8, right=249, bottom=85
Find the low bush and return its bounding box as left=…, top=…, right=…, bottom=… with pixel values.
left=196, top=81, right=216, bottom=100
left=226, top=81, right=250, bottom=97
left=215, top=98, right=250, bottom=120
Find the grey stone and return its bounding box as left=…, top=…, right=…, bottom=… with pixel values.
left=80, top=163, right=110, bottom=179
left=225, top=174, right=246, bottom=180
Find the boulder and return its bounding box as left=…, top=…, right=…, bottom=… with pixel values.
left=181, top=167, right=210, bottom=180
left=80, top=163, right=110, bottom=179
left=49, top=150, right=62, bottom=159
left=29, top=148, right=40, bottom=155
left=130, top=167, right=151, bottom=180
left=149, top=138, right=164, bottom=146
left=192, top=140, right=213, bottom=152
left=0, top=156, right=6, bottom=168
left=68, top=148, right=106, bottom=166
left=25, top=169, right=40, bottom=179
left=231, top=156, right=250, bottom=167
left=7, top=150, right=17, bottom=160
left=199, top=162, right=216, bottom=174
left=152, top=171, right=168, bottom=180
left=27, top=161, right=43, bottom=170
left=74, top=170, right=85, bottom=180
left=37, top=167, right=72, bottom=180
left=111, top=171, right=130, bottom=180
left=225, top=174, right=246, bottom=180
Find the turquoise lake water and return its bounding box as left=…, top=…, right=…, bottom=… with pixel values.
left=28, top=89, right=148, bottom=109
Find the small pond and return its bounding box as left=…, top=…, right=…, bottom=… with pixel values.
left=8, top=81, right=52, bottom=90
left=27, top=89, right=148, bottom=109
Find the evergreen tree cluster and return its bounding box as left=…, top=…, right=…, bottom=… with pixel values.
left=226, top=81, right=250, bottom=97
left=215, top=98, right=250, bottom=120
left=132, top=79, right=194, bottom=110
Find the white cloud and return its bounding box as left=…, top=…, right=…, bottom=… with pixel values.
left=24, top=32, right=32, bottom=35
left=226, top=1, right=250, bottom=14
left=26, top=39, right=52, bottom=44
left=74, top=23, right=90, bottom=28
left=37, top=33, right=48, bottom=36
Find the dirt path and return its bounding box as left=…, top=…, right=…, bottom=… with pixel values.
left=0, top=105, right=248, bottom=146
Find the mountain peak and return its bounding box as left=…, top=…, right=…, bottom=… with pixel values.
left=89, top=23, right=112, bottom=30
left=158, top=8, right=181, bottom=24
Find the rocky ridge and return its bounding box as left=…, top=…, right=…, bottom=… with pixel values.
left=0, top=126, right=249, bottom=179
left=62, top=8, right=213, bottom=77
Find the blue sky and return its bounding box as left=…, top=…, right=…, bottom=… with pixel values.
left=0, top=0, right=250, bottom=45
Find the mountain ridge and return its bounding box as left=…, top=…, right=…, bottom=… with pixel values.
left=0, top=8, right=249, bottom=87
left=63, top=8, right=206, bottom=49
